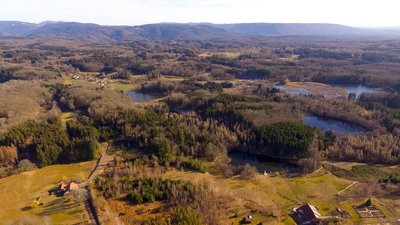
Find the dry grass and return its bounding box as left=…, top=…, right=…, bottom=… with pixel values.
left=109, top=82, right=138, bottom=93
left=0, top=161, right=95, bottom=224
left=0, top=80, right=52, bottom=133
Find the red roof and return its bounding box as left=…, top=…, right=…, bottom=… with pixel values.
left=66, top=182, right=79, bottom=191
left=58, top=183, right=67, bottom=190
left=58, top=182, right=79, bottom=192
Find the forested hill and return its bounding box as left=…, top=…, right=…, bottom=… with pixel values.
left=0, top=21, right=399, bottom=42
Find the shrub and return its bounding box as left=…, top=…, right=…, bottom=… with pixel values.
left=128, top=191, right=144, bottom=204
left=31, top=200, right=40, bottom=208
left=15, top=159, right=37, bottom=173
left=182, top=158, right=208, bottom=173
left=239, top=163, right=258, bottom=180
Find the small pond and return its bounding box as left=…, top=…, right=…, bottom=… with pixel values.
left=171, top=108, right=190, bottom=115
left=127, top=90, right=160, bottom=102
left=228, top=150, right=301, bottom=173
left=303, top=115, right=365, bottom=135
left=275, top=83, right=382, bottom=99
left=274, top=85, right=310, bottom=96
left=331, top=84, right=382, bottom=98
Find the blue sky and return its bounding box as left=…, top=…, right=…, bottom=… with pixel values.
left=0, top=0, right=399, bottom=27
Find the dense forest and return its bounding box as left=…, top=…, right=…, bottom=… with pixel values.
left=0, top=118, right=99, bottom=167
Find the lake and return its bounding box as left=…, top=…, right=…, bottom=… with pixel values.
left=127, top=90, right=160, bottom=102
left=303, top=115, right=365, bottom=135
left=228, top=150, right=301, bottom=173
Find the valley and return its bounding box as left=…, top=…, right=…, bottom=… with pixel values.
left=0, top=25, right=399, bottom=224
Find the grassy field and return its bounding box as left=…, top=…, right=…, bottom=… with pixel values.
left=0, top=161, right=95, bottom=225
left=109, top=82, right=138, bottom=92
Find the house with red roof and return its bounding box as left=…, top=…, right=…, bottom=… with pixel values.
left=57, top=181, right=79, bottom=195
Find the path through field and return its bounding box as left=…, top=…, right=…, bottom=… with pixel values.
left=337, top=181, right=357, bottom=195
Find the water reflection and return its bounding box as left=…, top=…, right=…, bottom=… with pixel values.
left=303, top=115, right=365, bottom=134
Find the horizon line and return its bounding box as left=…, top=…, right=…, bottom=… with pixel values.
left=1, top=20, right=400, bottom=29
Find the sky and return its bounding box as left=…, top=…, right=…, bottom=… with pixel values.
left=0, top=0, right=399, bottom=27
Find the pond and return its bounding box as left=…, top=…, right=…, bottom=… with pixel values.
left=275, top=82, right=382, bottom=99
left=331, top=84, right=382, bottom=98
left=228, top=150, right=301, bottom=173
left=274, top=84, right=310, bottom=96
left=303, top=115, right=365, bottom=135
left=127, top=90, right=160, bottom=102
left=171, top=108, right=190, bottom=115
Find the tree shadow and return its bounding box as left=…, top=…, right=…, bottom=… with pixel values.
left=36, top=198, right=77, bottom=216
left=20, top=206, right=32, bottom=211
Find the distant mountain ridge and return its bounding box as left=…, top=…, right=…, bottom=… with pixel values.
left=0, top=21, right=37, bottom=36
left=211, top=23, right=366, bottom=36
left=0, top=21, right=399, bottom=42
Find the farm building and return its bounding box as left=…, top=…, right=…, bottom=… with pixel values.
left=293, top=204, right=322, bottom=225
left=57, top=181, right=79, bottom=195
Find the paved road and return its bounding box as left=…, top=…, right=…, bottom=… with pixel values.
left=80, top=143, right=114, bottom=225
left=80, top=143, right=113, bottom=188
